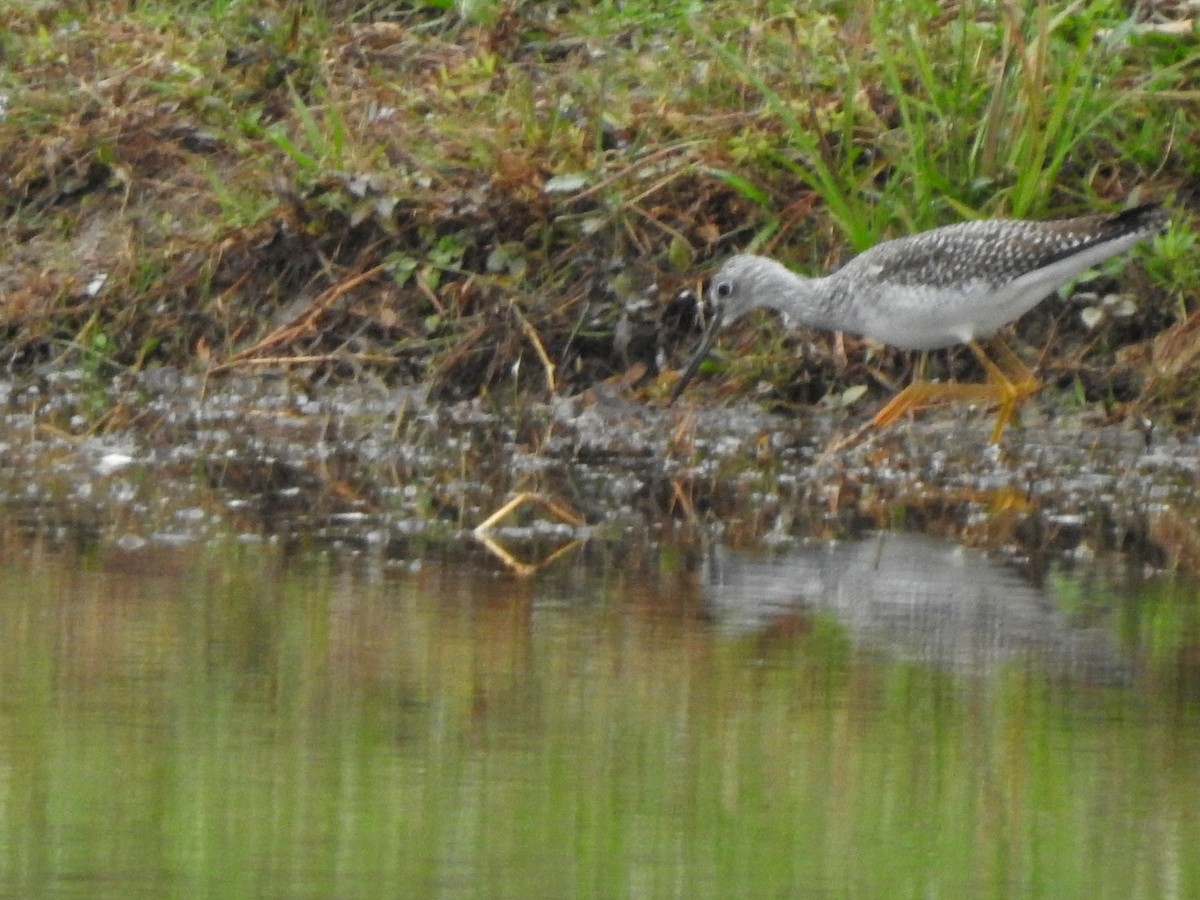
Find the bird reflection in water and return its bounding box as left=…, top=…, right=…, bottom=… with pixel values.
left=700, top=532, right=1130, bottom=683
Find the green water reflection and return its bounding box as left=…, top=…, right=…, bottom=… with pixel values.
left=0, top=532, right=1197, bottom=898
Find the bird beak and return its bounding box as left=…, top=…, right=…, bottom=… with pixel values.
left=667, top=305, right=724, bottom=406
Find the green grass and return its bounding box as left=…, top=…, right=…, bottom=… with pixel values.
left=0, top=0, right=1197, bottom=419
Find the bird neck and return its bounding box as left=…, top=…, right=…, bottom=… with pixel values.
left=749, top=257, right=837, bottom=331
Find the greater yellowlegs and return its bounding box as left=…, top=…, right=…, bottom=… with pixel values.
left=670, top=203, right=1168, bottom=441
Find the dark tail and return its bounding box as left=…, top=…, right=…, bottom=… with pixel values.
left=1106, top=202, right=1169, bottom=237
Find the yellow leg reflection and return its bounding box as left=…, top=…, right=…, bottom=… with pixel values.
left=473, top=492, right=586, bottom=577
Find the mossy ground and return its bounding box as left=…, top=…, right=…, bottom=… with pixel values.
left=1, top=0, right=1198, bottom=425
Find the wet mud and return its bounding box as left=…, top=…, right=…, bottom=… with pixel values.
left=3, top=368, right=1199, bottom=577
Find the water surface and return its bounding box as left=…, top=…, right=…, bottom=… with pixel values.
left=1, top=528, right=1197, bottom=897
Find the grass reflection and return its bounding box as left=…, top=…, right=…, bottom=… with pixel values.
left=0, top=535, right=1196, bottom=897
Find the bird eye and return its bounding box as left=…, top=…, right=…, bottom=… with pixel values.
left=714, top=280, right=732, bottom=300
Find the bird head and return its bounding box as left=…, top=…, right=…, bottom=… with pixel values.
left=667, top=255, right=763, bottom=405
left=706, top=254, right=768, bottom=324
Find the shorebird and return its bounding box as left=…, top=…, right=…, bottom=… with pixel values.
left=669, top=203, right=1168, bottom=442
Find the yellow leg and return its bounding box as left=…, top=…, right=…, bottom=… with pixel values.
left=981, top=336, right=1038, bottom=389
left=869, top=338, right=1041, bottom=443
left=966, top=339, right=1040, bottom=442
left=871, top=379, right=1004, bottom=429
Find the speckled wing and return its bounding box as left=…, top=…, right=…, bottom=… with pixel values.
left=831, top=204, right=1166, bottom=349
left=842, top=204, right=1167, bottom=290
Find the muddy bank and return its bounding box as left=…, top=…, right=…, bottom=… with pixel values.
left=1, top=3, right=1197, bottom=433
left=2, top=4, right=1199, bottom=578
left=3, top=367, right=1199, bottom=577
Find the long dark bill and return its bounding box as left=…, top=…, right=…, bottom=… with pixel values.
left=667, top=308, right=724, bottom=406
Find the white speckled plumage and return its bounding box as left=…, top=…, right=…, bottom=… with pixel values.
left=669, top=203, right=1168, bottom=439
left=707, top=204, right=1168, bottom=351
